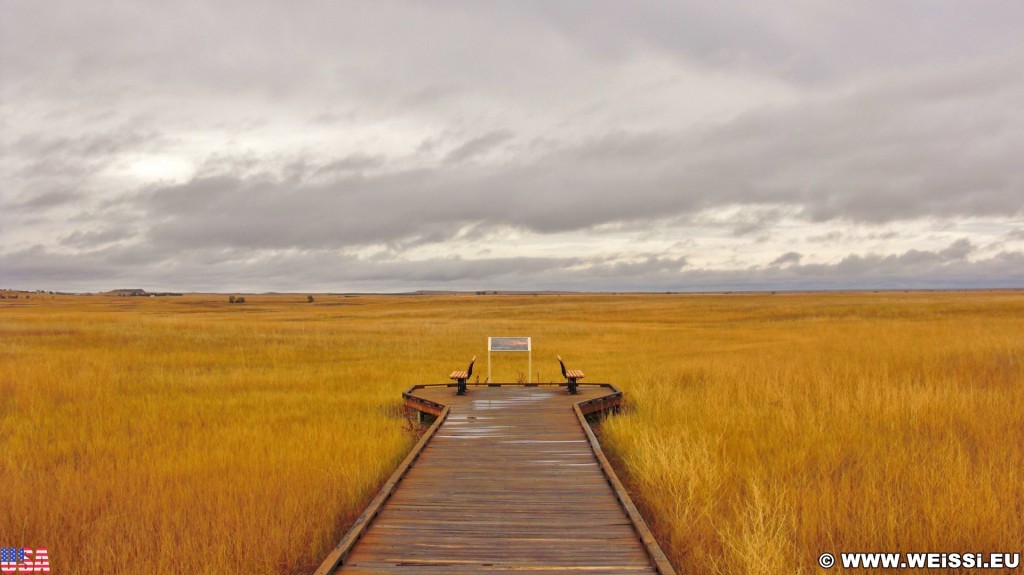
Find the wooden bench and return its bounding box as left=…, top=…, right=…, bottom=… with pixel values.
left=449, top=356, right=476, bottom=395
left=557, top=355, right=585, bottom=394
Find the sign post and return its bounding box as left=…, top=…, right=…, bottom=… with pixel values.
left=487, top=337, right=532, bottom=383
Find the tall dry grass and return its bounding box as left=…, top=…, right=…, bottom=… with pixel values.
left=1, top=291, right=1022, bottom=573
left=599, top=292, right=1024, bottom=574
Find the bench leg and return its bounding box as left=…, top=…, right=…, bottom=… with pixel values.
left=568, top=378, right=578, bottom=394
left=456, top=379, right=467, bottom=395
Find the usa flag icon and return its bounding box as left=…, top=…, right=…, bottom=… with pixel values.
left=0, top=548, right=49, bottom=573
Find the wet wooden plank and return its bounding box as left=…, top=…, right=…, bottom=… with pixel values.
left=317, top=384, right=674, bottom=575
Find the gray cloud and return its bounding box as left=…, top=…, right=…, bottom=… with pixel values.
left=60, top=225, right=137, bottom=248
left=314, top=154, right=384, bottom=176
left=13, top=129, right=159, bottom=160
left=507, top=2, right=1024, bottom=85
left=1, top=239, right=1020, bottom=294
left=6, top=2, right=1023, bottom=94
left=8, top=190, right=83, bottom=211
left=938, top=238, right=974, bottom=261
left=120, top=76, right=1023, bottom=254
left=444, top=130, right=514, bottom=164
left=770, top=252, right=802, bottom=267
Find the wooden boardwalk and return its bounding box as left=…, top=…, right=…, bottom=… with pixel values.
left=316, top=384, right=675, bottom=575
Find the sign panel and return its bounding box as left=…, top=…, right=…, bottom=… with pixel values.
left=487, top=337, right=533, bottom=382
left=489, top=337, right=531, bottom=352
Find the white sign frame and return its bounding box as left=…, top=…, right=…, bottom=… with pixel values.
left=487, top=336, right=532, bottom=383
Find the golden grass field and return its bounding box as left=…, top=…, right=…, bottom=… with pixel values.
left=2, top=291, right=1023, bottom=574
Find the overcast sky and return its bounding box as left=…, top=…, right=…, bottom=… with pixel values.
left=2, top=1, right=1023, bottom=292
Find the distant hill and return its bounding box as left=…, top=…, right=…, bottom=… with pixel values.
left=108, top=289, right=147, bottom=296
left=105, top=289, right=182, bottom=297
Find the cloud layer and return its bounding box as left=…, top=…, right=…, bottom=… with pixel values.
left=2, top=1, right=1023, bottom=292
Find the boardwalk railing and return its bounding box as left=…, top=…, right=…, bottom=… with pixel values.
left=574, top=401, right=676, bottom=573
left=313, top=402, right=450, bottom=575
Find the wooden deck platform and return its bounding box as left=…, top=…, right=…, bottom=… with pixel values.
left=316, top=384, right=675, bottom=575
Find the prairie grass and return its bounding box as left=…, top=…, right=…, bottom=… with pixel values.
left=1, top=291, right=1022, bottom=574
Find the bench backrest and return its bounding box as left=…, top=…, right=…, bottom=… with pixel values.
left=466, top=356, right=476, bottom=379
left=557, top=355, right=568, bottom=379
